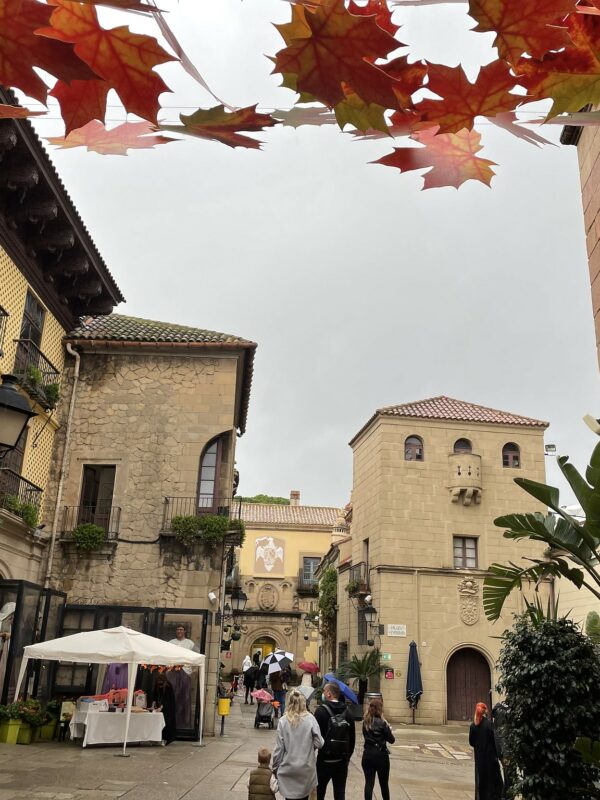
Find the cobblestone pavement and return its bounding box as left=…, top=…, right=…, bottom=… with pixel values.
left=0, top=697, right=474, bottom=800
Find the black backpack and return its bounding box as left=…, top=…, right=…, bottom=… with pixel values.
left=321, top=705, right=351, bottom=760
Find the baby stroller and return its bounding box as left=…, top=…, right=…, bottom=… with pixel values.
left=254, top=700, right=275, bottom=729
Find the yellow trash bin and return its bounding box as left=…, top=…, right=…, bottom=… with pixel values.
left=218, top=698, right=231, bottom=716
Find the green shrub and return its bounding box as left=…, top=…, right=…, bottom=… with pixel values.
left=586, top=611, right=600, bottom=645
left=227, top=518, right=246, bottom=545
left=45, top=700, right=61, bottom=719
left=172, top=514, right=236, bottom=550
left=25, top=366, right=42, bottom=387
left=1, top=496, right=39, bottom=527
left=498, top=615, right=600, bottom=800
left=6, top=702, right=23, bottom=720
left=72, top=523, right=105, bottom=551
left=43, top=383, right=60, bottom=409
left=345, top=578, right=360, bottom=594
left=1, top=495, right=21, bottom=515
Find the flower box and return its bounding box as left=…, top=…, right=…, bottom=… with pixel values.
left=0, top=719, right=20, bottom=745
left=16, top=722, right=32, bottom=744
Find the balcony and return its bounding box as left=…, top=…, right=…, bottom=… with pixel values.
left=13, top=338, right=60, bottom=410
left=448, top=453, right=482, bottom=506
left=162, top=495, right=242, bottom=534
left=346, top=561, right=369, bottom=596
left=60, top=505, right=121, bottom=540
left=0, top=468, right=43, bottom=527
left=297, top=569, right=319, bottom=595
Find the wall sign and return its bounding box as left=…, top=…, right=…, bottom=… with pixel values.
left=380, top=653, right=392, bottom=661
left=384, top=669, right=394, bottom=680
left=387, top=624, right=407, bottom=637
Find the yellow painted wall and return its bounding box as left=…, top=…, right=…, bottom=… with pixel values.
left=0, top=246, right=65, bottom=516
left=239, top=526, right=331, bottom=579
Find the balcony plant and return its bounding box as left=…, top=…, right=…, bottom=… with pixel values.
left=43, top=383, right=60, bottom=410
left=1, top=496, right=39, bottom=528
left=72, top=523, right=105, bottom=551
left=172, top=514, right=245, bottom=550
left=0, top=703, right=21, bottom=744
left=345, top=578, right=360, bottom=596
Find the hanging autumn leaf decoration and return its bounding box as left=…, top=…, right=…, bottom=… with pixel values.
left=1, top=0, right=600, bottom=187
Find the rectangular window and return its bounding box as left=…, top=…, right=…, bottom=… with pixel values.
left=20, top=291, right=45, bottom=347
left=79, top=465, right=116, bottom=529
left=1, top=426, right=27, bottom=476
left=358, top=609, right=367, bottom=646
left=302, top=557, right=320, bottom=583
left=453, top=536, right=478, bottom=569
left=338, top=642, right=348, bottom=665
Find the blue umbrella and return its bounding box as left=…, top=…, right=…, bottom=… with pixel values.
left=406, top=641, right=423, bottom=723
left=323, top=672, right=359, bottom=705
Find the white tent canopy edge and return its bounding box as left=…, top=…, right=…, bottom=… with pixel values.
left=13, top=626, right=206, bottom=753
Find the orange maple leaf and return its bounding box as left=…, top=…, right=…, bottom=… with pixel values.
left=160, top=105, right=279, bottom=149
left=0, top=0, right=95, bottom=103
left=274, top=0, right=402, bottom=109
left=0, top=103, right=45, bottom=119
left=50, top=79, right=109, bottom=135
left=374, top=126, right=496, bottom=189
left=47, top=120, right=176, bottom=155
left=416, top=60, right=519, bottom=133
left=468, top=0, right=576, bottom=63
left=516, top=12, right=600, bottom=116
left=37, top=0, right=175, bottom=124
left=347, top=0, right=399, bottom=38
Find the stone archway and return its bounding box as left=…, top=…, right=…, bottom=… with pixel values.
left=446, top=647, right=491, bottom=721
left=251, top=635, right=276, bottom=665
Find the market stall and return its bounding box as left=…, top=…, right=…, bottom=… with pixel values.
left=13, top=625, right=206, bottom=753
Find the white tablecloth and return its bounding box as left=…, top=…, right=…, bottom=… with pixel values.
left=70, top=709, right=164, bottom=747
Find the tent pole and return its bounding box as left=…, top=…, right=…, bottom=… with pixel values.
left=13, top=657, right=29, bottom=701
left=119, top=661, right=136, bottom=757
left=198, top=659, right=205, bottom=745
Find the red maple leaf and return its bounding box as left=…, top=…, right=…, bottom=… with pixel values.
left=374, top=126, right=496, bottom=189
left=47, top=120, right=176, bottom=155
left=416, top=60, right=520, bottom=133
left=348, top=0, right=399, bottom=38
left=516, top=12, right=600, bottom=116
left=0, top=103, right=45, bottom=119
left=160, top=105, right=279, bottom=149
left=50, top=79, right=109, bottom=135
left=37, top=0, right=175, bottom=124
left=468, top=0, right=576, bottom=63
left=0, top=0, right=95, bottom=103
left=274, top=0, right=403, bottom=109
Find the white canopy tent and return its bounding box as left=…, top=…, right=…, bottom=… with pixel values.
left=14, top=626, right=206, bottom=754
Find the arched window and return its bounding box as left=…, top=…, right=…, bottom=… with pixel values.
left=502, top=442, right=520, bottom=468
left=405, top=436, right=424, bottom=462
left=453, top=438, right=472, bottom=454
left=198, top=437, right=222, bottom=510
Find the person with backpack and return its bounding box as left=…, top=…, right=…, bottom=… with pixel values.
left=313, top=683, right=355, bottom=800
left=361, top=696, right=395, bottom=800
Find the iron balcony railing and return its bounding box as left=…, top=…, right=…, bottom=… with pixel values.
left=13, top=338, right=60, bottom=409
left=0, top=468, right=43, bottom=516
left=162, top=494, right=242, bottom=533
left=350, top=561, right=370, bottom=593
left=297, top=569, right=319, bottom=595
left=60, top=505, right=121, bottom=539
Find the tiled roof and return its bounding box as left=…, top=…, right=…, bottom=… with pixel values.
left=67, top=314, right=255, bottom=345
left=241, top=503, right=341, bottom=528
left=350, top=395, right=548, bottom=445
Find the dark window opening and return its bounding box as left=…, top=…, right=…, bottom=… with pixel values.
left=405, top=436, right=424, bottom=462
left=502, top=442, right=520, bottom=468
left=79, top=465, right=116, bottom=529
left=453, top=536, right=478, bottom=569
left=358, top=609, right=367, bottom=645
left=454, top=438, right=472, bottom=454
left=303, top=557, right=320, bottom=584
left=19, top=291, right=45, bottom=348
left=198, top=438, right=223, bottom=511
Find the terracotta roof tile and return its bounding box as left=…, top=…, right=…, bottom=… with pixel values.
left=67, top=314, right=254, bottom=345
left=377, top=396, right=548, bottom=427
left=241, top=503, right=341, bottom=527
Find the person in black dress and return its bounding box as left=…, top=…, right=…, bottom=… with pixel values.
left=150, top=671, right=177, bottom=745
left=361, top=696, right=395, bottom=800
left=469, top=702, right=503, bottom=800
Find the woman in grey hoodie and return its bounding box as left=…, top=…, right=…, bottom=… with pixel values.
left=272, top=689, right=324, bottom=800
left=361, top=697, right=395, bottom=800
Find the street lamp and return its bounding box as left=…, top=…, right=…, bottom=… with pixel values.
left=363, top=605, right=378, bottom=626
left=230, top=588, right=247, bottom=614
left=0, top=375, right=36, bottom=455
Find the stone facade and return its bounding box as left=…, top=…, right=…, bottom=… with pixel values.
left=338, top=398, right=549, bottom=724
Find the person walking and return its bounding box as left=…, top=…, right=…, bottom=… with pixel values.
left=270, top=670, right=286, bottom=717
left=469, top=702, right=504, bottom=800
left=272, top=688, right=324, bottom=800
left=247, top=747, right=276, bottom=800
left=245, top=664, right=258, bottom=705
left=314, top=682, right=355, bottom=800
left=361, top=697, right=395, bottom=800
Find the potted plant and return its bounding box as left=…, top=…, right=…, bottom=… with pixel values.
left=17, top=699, right=42, bottom=744
left=337, top=649, right=381, bottom=707
left=0, top=703, right=21, bottom=744
left=37, top=700, right=60, bottom=741
left=72, top=523, right=105, bottom=551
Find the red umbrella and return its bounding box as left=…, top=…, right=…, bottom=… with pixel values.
left=298, top=662, right=319, bottom=674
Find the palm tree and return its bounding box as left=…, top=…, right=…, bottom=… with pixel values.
left=337, top=649, right=380, bottom=704
left=483, top=439, right=600, bottom=621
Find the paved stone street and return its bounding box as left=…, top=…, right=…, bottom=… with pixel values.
left=0, top=699, right=474, bottom=800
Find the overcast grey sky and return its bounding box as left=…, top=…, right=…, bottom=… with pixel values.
left=31, top=0, right=600, bottom=507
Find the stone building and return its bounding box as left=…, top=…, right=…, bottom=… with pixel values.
left=335, top=395, right=549, bottom=724
left=224, top=492, right=340, bottom=674
left=42, top=314, right=256, bottom=736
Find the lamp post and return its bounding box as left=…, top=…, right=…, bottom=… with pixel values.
left=0, top=375, right=36, bottom=457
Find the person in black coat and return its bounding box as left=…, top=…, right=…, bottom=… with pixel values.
left=244, top=665, right=258, bottom=704
left=361, top=696, right=395, bottom=800
left=469, top=702, right=503, bottom=800
left=150, top=671, right=177, bottom=745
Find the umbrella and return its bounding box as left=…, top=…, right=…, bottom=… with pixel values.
left=261, top=650, right=294, bottom=674
left=296, top=684, right=317, bottom=705
left=406, top=640, right=423, bottom=724
left=298, top=661, right=319, bottom=674
left=323, top=672, right=359, bottom=705
left=251, top=689, right=274, bottom=703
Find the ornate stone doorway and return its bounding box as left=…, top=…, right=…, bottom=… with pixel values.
left=251, top=635, right=276, bottom=665
left=446, top=647, right=491, bottom=721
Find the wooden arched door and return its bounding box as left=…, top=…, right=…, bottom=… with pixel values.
left=446, top=648, right=491, bottom=721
